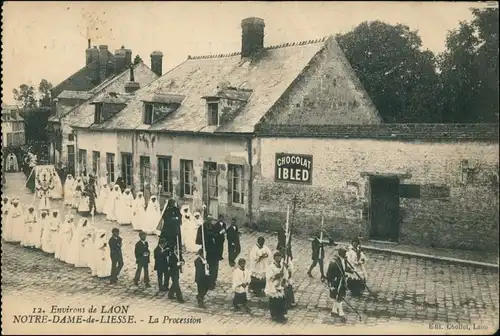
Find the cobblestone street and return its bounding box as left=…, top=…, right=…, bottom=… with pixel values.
left=2, top=173, right=499, bottom=334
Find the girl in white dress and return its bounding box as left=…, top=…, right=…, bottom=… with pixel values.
left=2, top=197, right=12, bottom=241
left=40, top=210, right=53, bottom=253
left=72, top=177, right=85, bottom=209
left=105, top=185, right=122, bottom=221
left=50, top=169, right=63, bottom=200
left=66, top=218, right=87, bottom=266
left=22, top=205, right=37, bottom=247
left=43, top=209, right=61, bottom=253
left=6, top=153, right=19, bottom=172
left=94, top=229, right=112, bottom=278
left=9, top=198, right=25, bottom=243
left=131, top=191, right=146, bottom=230
left=58, top=215, right=75, bottom=263
left=74, top=218, right=94, bottom=268
left=64, top=174, right=76, bottom=206
left=96, top=183, right=109, bottom=214
left=116, top=188, right=134, bottom=225
left=141, top=195, right=161, bottom=234
left=102, top=184, right=115, bottom=215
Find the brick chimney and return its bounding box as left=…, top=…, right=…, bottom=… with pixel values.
left=124, top=48, right=132, bottom=68
left=150, top=51, right=163, bottom=77
left=241, top=17, right=265, bottom=58
left=98, top=45, right=109, bottom=82
left=86, top=39, right=98, bottom=65
left=114, top=46, right=127, bottom=74
left=125, top=66, right=140, bottom=93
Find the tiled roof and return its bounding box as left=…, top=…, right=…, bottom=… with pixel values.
left=67, top=62, right=159, bottom=128
left=92, top=37, right=330, bottom=133
left=1, top=106, right=24, bottom=122
left=255, top=123, right=500, bottom=141
left=91, top=92, right=133, bottom=104
left=51, top=50, right=114, bottom=101
left=142, top=93, right=186, bottom=104
left=56, top=90, right=93, bottom=100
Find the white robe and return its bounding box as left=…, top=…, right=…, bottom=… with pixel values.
left=21, top=209, right=37, bottom=247
left=131, top=194, right=146, bottom=230
left=183, top=208, right=201, bottom=253
left=265, top=262, right=289, bottom=298
left=66, top=219, right=87, bottom=266
left=78, top=195, right=90, bottom=213
left=2, top=199, right=12, bottom=241
left=102, top=185, right=115, bottom=215
left=64, top=177, right=76, bottom=206
left=249, top=244, right=272, bottom=280
left=116, top=190, right=134, bottom=225
left=40, top=214, right=54, bottom=253
left=50, top=171, right=63, bottom=200
left=141, top=196, right=161, bottom=234
left=105, top=186, right=122, bottom=221
left=47, top=212, right=62, bottom=253
left=96, top=185, right=109, bottom=214
left=8, top=203, right=25, bottom=243
left=57, top=218, right=75, bottom=263
left=75, top=221, right=95, bottom=268
left=346, top=245, right=368, bottom=280
left=94, top=230, right=112, bottom=278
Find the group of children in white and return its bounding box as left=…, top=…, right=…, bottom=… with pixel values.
left=2, top=169, right=369, bottom=323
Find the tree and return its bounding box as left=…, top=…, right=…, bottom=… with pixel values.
left=438, top=8, right=499, bottom=123
left=337, top=21, right=441, bottom=123
left=12, top=84, right=37, bottom=109
left=134, top=55, right=143, bottom=65
left=38, top=79, right=53, bottom=107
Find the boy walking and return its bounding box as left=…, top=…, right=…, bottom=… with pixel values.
left=232, top=258, right=251, bottom=313
left=226, top=218, right=241, bottom=267
left=194, top=248, right=210, bottom=308
left=154, top=238, right=169, bottom=291
left=109, top=228, right=123, bottom=284
left=134, top=231, right=151, bottom=288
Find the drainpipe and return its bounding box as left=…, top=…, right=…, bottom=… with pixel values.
left=246, top=136, right=253, bottom=225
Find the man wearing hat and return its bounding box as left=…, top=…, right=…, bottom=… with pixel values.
left=326, top=246, right=354, bottom=322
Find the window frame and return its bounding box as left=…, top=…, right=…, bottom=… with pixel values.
left=228, top=164, right=245, bottom=206
left=139, top=155, right=151, bottom=191
left=144, top=103, right=154, bottom=125
left=207, top=101, right=219, bottom=126
left=157, top=155, right=173, bottom=195
left=121, top=152, right=133, bottom=187
left=180, top=159, right=194, bottom=197
left=204, top=161, right=218, bottom=199
left=92, top=151, right=100, bottom=176
left=106, top=152, right=115, bottom=184
left=78, top=149, right=87, bottom=175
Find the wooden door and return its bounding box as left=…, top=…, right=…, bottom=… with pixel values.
left=370, top=176, right=400, bottom=242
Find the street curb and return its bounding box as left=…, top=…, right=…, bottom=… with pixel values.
left=358, top=244, right=499, bottom=270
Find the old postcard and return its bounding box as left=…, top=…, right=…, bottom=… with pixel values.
left=1, top=1, right=498, bottom=335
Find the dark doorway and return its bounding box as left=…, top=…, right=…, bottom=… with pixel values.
left=370, top=176, right=400, bottom=242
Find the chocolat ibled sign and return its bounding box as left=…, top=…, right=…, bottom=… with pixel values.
left=275, top=153, right=313, bottom=184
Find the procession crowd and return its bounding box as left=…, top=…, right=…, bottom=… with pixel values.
left=2, top=154, right=370, bottom=323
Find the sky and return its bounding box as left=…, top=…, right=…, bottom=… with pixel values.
left=1, top=1, right=492, bottom=104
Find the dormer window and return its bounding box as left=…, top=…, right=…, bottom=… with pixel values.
left=144, top=103, right=154, bottom=125
left=94, top=103, right=103, bottom=124
left=207, top=101, right=219, bottom=126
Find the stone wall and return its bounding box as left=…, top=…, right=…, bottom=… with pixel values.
left=253, top=136, right=499, bottom=252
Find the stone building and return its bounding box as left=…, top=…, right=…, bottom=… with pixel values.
left=1, top=104, right=25, bottom=148
left=71, top=17, right=499, bottom=252
left=47, top=41, right=160, bottom=166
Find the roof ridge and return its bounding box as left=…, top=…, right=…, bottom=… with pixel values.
left=186, top=36, right=329, bottom=60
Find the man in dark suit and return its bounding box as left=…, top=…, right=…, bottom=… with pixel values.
left=226, top=218, right=241, bottom=267
left=154, top=238, right=169, bottom=291
left=213, top=215, right=227, bottom=261
left=194, top=248, right=210, bottom=308
left=109, top=228, right=123, bottom=284
left=196, top=218, right=221, bottom=289
left=308, top=232, right=336, bottom=281
left=134, top=231, right=151, bottom=288
left=326, top=247, right=354, bottom=322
